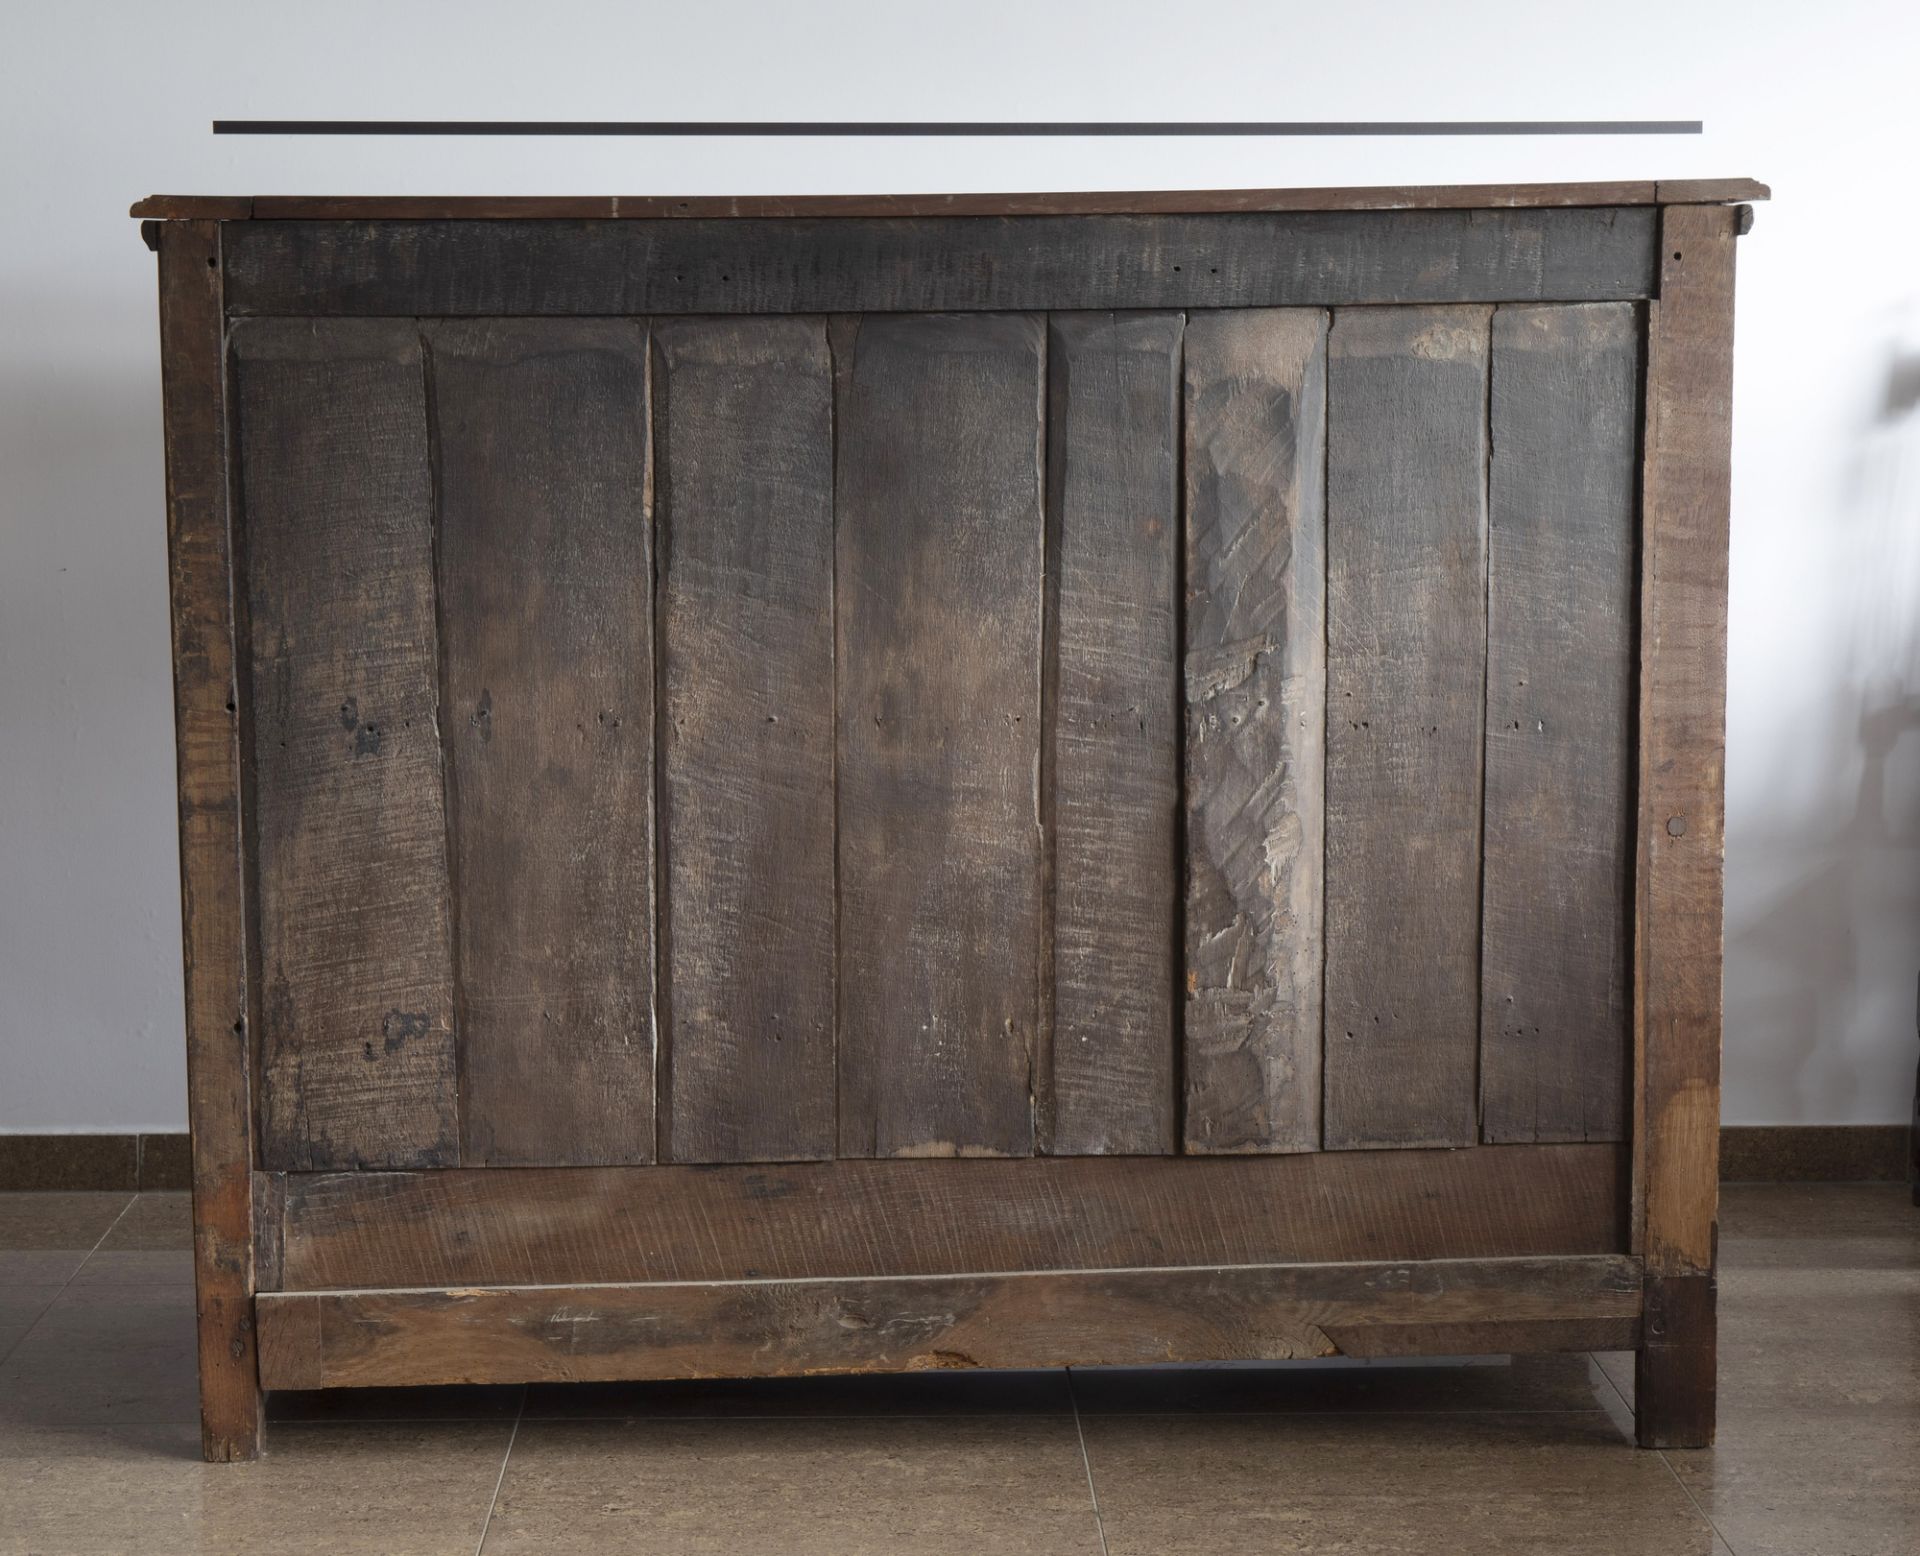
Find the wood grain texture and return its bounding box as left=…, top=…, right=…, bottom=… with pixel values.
left=1481, top=304, right=1640, bottom=1143
left=1043, top=312, right=1182, bottom=1155
left=133, top=179, right=1771, bottom=222
left=219, top=209, right=1659, bottom=317
left=265, top=1143, right=1627, bottom=1291
left=654, top=317, right=837, bottom=1163
left=835, top=313, right=1045, bottom=1159
left=1635, top=1272, right=1716, bottom=1447
left=155, top=221, right=262, bottom=1462
left=234, top=319, right=456, bottom=1171
left=1322, top=305, right=1491, bottom=1150
left=426, top=320, right=654, bottom=1167
left=1181, top=310, right=1329, bottom=1154
left=255, top=1254, right=1642, bottom=1390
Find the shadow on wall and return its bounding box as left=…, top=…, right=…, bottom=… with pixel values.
left=1725, top=320, right=1920, bottom=1122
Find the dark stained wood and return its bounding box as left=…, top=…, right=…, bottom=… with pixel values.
left=426, top=320, right=655, bottom=1167
left=1481, top=304, right=1640, bottom=1143
left=131, top=179, right=1772, bottom=223
left=653, top=317, right=837, bottom=1163
left=1322, top=305, right=1490, bottom=1151
left=233, top=319, right=457, bottom=1171
left=1181, top=309, right=1329, bottom=1154
left=835, top=314, right=1045, bottom=1159
left=219, top=209, right=1660, bottom=317
left=265, top=1143, right=1627, bottom=1291
left=254, top=1254, right=1642, bottom=1390
left=1630, top=203, right=1741, bottom=1447
left=155, top=220, right=262, bottom=1462
left=1635, top=1272, right=1716, bottom=1447
left=1324, top=1316, right=1641, bottom=1357
left=1043, top=312, right=1182, bottom=1155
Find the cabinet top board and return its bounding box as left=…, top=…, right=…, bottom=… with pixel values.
left=131, top=179, right=1768, bottom=225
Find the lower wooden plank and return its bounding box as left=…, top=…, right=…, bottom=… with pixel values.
left=1323, top=1316, right=1641, bottom=1357
left=256, top=1254, right=1641, bottom=1390
left=266, top=1142, right=1626, bottom=1292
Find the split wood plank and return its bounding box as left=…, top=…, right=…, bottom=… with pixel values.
left=220, top=209, right=1660, bottom=317
left=1181, top=309, right=1329, bottom=1153
left=233, top=319, right=456, bottom=1171
left=267, top=1142, right=1627, bottom=1291
left=426, top=320, right=655, bottom=1166
left=255, top=1253, right=1642, bottom=1390
left=1044, top=311, right=1182, bottom=1155
left=654, top=317, right=837, bottom=1163
left=1481, top=304, right=1640, bottom=1142
left=835, top=313, right=1046, bottom=1158
left=155, top=220, right=262, bottom=1460
left=1322, top=305, right=1491, bottom=1150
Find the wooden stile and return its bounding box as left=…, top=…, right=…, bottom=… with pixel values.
left=654, top=316, right=838, bottom=1163
left=1322, top=305, right=1491, bottom=1151
left=1180, top=309, right=1329, bottom=1154
left=1044, top=311, right=1182, bottom=1156
left=427, top=319, right=655, bottom=1166
left=233, top=319, right=458, bottom=1171
left=835, top=313, right=1046, bottom=1159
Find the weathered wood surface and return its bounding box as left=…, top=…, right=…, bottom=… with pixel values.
left=1323, top=1316, right=1641, bottom=1357
left=1181, top=309, right=1328, bottom=1154
left=1631, top=203, right=1741, bottom=1448
left=654, top=317, right=837, bottom=1163
left=835, top=313, right=1045, bottom=1159
left=265, top=1143, right=1627, bottom=1291
left=1636, top=1272, right=1717, bottom=1448
left=135, top=178, right=1771, bottom=222
left=1322, top=305, right=1490, bottom=1151
left=255, top=1254, right=1643, bottom=1390
left=233, top=319, right=456, bottom=1171
left=156, top=220, right=262, bottom=1462
left=427, top=320, right=654, bottom=1166
left=219, top=209, right=1659, bottom=317
left=1043, top=312, right=1181, bottom=1155
left=1481, top=304, right=1640, bottom=1143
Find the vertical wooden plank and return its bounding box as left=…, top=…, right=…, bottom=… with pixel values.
left=1481, top=304, right=1640, bottom=1143
left=1322, top=305, right=1490, bottom=1151
left=156, top=220, right=261, bottom=1461
left=836, top=313, right=1045, bottom=1159
left=1181, top=310, right=1329, bottom=1154
left=1633, top=204, right=1739, bottom=1448
left=427, top=320, right=654, bottom=1166
left=654, top=317, right=836, bottom=1163
left=1045, top=312, right=1181, bottom=1156
left=234, top=318, right=456, bottom=1170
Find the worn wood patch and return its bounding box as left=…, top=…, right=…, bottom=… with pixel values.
left=266, top=1142, right=1626, bottom=1291
left=426, top=320, right=654, bottom=1166
left=835, top=314, right=1045, bottom=1159
left=233, top=319, right=456, bottom=1171
left=654, top=317, right=837, bottom=1163
left=221, top=209, right=1660, bottom=317
left=1481, top=304, right=1639, bottom=1143
left=1322, top=305, right=1491, bottom=1150
left=1181, top=309, right=1329, bottom=1154
left=255, top=1254, right=1641, bottom=1390
left=1044, top=312, right=1182, bottom=1155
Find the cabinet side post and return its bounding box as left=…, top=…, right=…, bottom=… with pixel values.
left=156, top=218, right=263, bottom=1462
left=1631, top=202, right=1740, bottom=1449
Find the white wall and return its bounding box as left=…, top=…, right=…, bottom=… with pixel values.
left=3, top=0, right=1916, bottom=1130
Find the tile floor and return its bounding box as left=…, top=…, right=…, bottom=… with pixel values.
left=0, top=1184, right=1913, bottom=1554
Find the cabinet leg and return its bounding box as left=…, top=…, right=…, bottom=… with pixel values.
left=1635, top=1272, right=1716, bottom=1448
left=197, top=1290, right=265, bottom=1462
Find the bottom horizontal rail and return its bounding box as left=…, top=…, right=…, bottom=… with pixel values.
left=256, top=1253, right=1642, bottom=1390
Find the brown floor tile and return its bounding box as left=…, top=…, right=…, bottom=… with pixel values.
left=94, top=1191, right=191, bottom=1251
left=481, top=1415, right=1104, bottom=1556
left=0, top=1249, right=89, bottom=1286
left=1070, top=1352, right=1618, bottom=1415
left=0, top=1419, right=511, bottom=1556
left=524, top=1367, right=1074, bottom=1419
left=68, top=1248, right=196, bottom=1286
left=1082, top=1411, right=1731, bottom=1555
left=1718, top=1183, right=1918, bottom=1252
left=0, top=1281, right=197, bottom=1426
left=0, top=1286, right=63, bottom=1363
left=0, top=1192, right=131, bottom=1250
